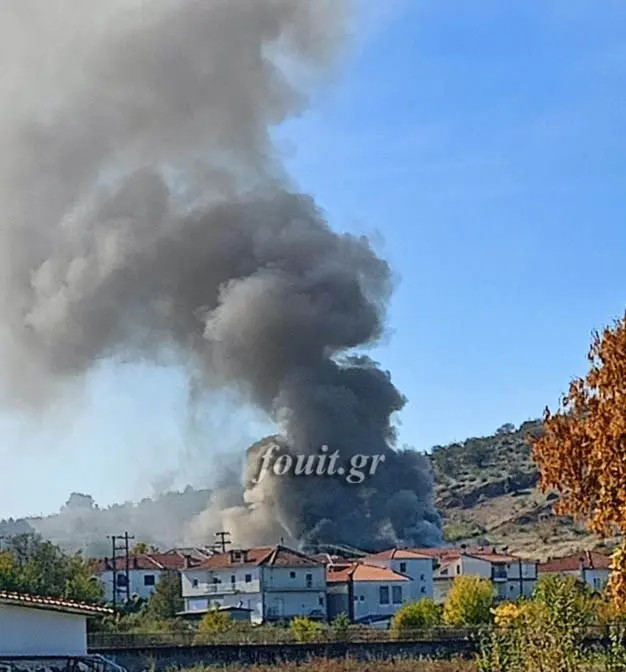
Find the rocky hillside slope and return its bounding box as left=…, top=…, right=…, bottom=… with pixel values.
left=430, top=419, right=618, bottom=560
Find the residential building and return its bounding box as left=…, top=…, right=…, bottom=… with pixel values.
left=326, top=562, right=410, bottom=625
left=0, top=591, right=111, bottom=657
left=539, top=550, right=611, bottom=591
left=364, top=548, right=434, bottom=600
left=464, top=548, right=538, bottom=600
left=412, top=547, right=538, bottom=602
left=95, top=551, right=197, bottom=602
left=181, top=545, right=326, bottom=624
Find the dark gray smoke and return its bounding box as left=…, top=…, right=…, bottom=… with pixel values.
left=0, top=0, right=442, bottom=550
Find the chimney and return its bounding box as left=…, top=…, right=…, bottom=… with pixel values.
left=184, top=554, right=192, bottom=569
left=133, top=556, right=138, bottom=569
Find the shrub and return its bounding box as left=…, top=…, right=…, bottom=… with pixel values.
left=392, top=599, right=442, bottom=634
left=197, top=609, right=233, bottom=634
left=443, top=576, right=495, bottom=626
left=330, top=612, right=350, bottom=639
left=290, top=616, right=323, bottom=643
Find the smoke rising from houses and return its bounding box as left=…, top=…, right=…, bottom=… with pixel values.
left=0, top=0, right=442, bottom=550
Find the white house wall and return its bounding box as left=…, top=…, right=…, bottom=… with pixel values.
left=368, top=558, right=434, bottom=600
left=263, top=590, right=326, bottom=620
left=181, top=567, right=261, bottom=600
left=99, top=568, right=165, bottom=602
left=0, top=605, right=86, bottom=656
left=352, top=580, right=407, bottom=621
left=261, top=566, right=325, bottom=591
left=460, top=556, right=492, bottom=578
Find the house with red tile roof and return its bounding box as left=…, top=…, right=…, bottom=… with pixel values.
left=539, top=550, right=611, bottom=591
left=94, top=549, right=207, bottom=603
left=181, top=545, right=326, bottom=623
left=410, top=546, right=538, bottom=602
left=0, top=591, right=112, bottom=657
left=363, top=548, right=435, bottom=601
left=327, top=562, right=411, bottom=625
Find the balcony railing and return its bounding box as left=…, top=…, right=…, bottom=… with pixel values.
left=199, top=580, right=261, bottom=595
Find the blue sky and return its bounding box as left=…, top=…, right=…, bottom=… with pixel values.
left=2, top=0, right=626, bottom=519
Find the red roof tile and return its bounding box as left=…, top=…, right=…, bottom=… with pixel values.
left=539, top=551, right=612, bottom=573
left=95, top=551, right=200, bottom=573
left=327, top=562, right=409, bottom=583
left=0, top=591, right=112, bottom=616
left=365, top=548, right=433, bottom=562
left=195, top=545, right=321, bottom=570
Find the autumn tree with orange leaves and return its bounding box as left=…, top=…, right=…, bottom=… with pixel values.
left=531, top=314, right=626, bottom=609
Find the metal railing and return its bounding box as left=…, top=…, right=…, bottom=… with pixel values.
left=194, top=580, right=261, bottom=594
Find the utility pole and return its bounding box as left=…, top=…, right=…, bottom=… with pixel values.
left=214, top=531, right=231, bottom=554
left=107, top=532, right=135, bottom=607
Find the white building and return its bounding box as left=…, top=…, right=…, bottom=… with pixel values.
left=181, top=545, right=326, bottom=624
left=413, top=547, right=538, bottom=602
left=0, top=590, right=111, bottom=657
left=364, top=548, right=434, bottom=600
left=95, top=550, right=197, bottom=602
left=326, top=562, right=411, bottom=625
left=539, top=550, right=611, bottom=591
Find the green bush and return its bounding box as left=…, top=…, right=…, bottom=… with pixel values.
left=392, top=599, right=442, bottom=634
left=290, top=616, right=323, bottom=643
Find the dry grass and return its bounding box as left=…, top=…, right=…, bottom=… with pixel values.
left=181, top=659, right=475, bottom=672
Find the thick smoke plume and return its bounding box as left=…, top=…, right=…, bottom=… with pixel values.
left=0, top=0, right=442, bottom=550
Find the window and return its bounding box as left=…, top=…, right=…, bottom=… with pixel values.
left=392, top=586, right=402, bottom=604
left=212, top=578, right=219, bottom=584
left=144, top=574, right=155, bottom=586
left=319, top=596, right=325, bottom=606
left=231, top=575, right=236, bottom=583
left=290, top=571, right=296, bottom=579
left=245, top=574, right=252, bottom=583
left=379, top=586, right=390, bottom=605
left=399, top=562, right=407, bottom=573
left=306, top=573, right=313, bottom=588
left=420, top=587, right=426, bottom=594
left=192, top=578, right=199, bottom=588
left=420, top=574, right=425, bottom=581
left=456, top=565, right=460, bottom=575
left=116, top=574, right=127, bottom=587
left=360, top=595, right=364, bottom=602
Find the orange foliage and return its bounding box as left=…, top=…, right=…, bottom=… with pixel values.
left=530, top=314, right=626, bottom=608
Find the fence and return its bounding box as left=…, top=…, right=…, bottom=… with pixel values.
left=88, top=626, right=484, bottom=649
left=87, top=624, right=626, bottom=651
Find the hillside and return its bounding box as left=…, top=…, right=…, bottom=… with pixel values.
left=430, top=419, right=619, bottom=560
left=0, top=420, right=617, bottom=561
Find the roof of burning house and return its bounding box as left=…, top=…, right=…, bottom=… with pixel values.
left=411, top=546, right=524, bottom=564
left=539, top=550, right=612, bottom=573
left=364, top=548, right=433, bottom=562
left=194, top=544, right=321, bottom=570
left=327, top=562, right=410, bottom=583
left=0, top=591, right=113, bottom=616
